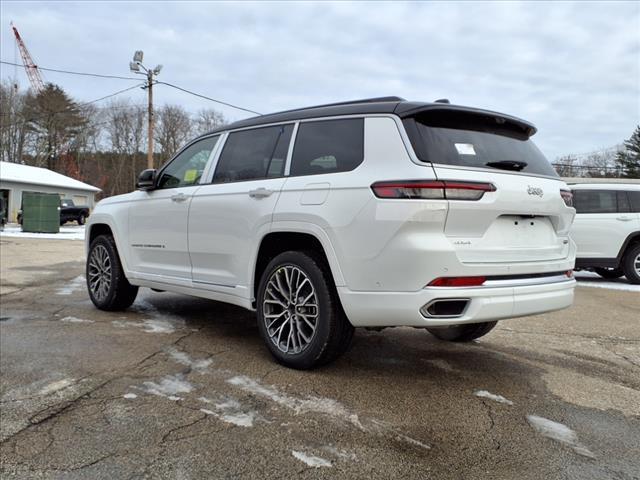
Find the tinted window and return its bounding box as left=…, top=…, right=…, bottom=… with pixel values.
left=628, top=191, right=640, bottom=213
left=573, top=190, right=618, bottom=214
left=157, top=136, right=219, bottom=189
left=617, top=191, right=631, bottom=213
left=290, top=118, right=364, bottom=176
left=405, top=111, right=557, bottom=177
left=213, top=124, right=293, bottom=183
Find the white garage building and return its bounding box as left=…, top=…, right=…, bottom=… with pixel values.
left=0, top=161, right=100, bottom=223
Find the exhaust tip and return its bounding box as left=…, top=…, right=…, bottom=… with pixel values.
left=421, top=299, right=469, bottom=318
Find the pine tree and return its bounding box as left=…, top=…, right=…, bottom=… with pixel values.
left=615, top=126, right=640, bottom=178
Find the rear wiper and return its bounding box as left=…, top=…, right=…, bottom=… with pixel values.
left=485, top=160, right=528, bottom=171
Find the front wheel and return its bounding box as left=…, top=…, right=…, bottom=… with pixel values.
left=77, top=214, right=86, bottom=226
left=256, top=251, right=354, bottom=370
left=87, top=234, right=138, bottom=310
left=621, top=244, right=640, bottom=285
left=427, top=321, right=497, bottom=342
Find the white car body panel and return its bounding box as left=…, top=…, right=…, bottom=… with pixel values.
left=87, top=110, right=577, bottom=328
left=570, top=183, right=640, bottom=260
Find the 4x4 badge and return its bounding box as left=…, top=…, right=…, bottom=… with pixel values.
left=527, top=186, right=544, bottom=197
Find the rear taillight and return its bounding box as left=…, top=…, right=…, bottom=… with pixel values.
left=560, top=189, right=573, bottom=207
left=428, top=276, right=487, bottom=287
left=371, top=180, right=496, bottom=201
left=565, top=270, right=574, bottom=278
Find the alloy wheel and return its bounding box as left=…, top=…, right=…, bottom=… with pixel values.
left=262, top=265, right=318, bottom=355
left=88, top=244, right=112, bottom=302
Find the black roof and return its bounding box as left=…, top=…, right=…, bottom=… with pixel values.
left=202, top=96, right=537, bottom=137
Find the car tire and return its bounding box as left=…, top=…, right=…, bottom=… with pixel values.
left=427, top=321, right=497, bottom=342
left=78, top=214, right=86, bottom=226
left=256, top=250, right=354, bottom=370
left=621, top=243, right=640, bottom=285
left=593, top=267, right=624, bottom=279
left=86, top=234, right=138, bottom=311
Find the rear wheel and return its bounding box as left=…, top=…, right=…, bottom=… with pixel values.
left=621, top=243, right=640, bottom=285
left=77, top=214, right=86, bottom=225
left=87, top=234, right=138, bottom=310
left=256, top=251, right=354, bottom=369
left=594, top=267, right=624, bottom=279
left=427, top=321, right=497, bottom=342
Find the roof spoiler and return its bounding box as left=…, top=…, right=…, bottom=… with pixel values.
left=395, top=103, right=537, bottom=138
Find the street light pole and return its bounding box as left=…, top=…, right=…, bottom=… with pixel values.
left=129, top=51, right=162, bottom=170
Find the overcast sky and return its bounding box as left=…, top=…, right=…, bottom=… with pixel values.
left=1, top=1, right=638, bottom=159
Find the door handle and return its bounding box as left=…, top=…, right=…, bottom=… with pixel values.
left=616, top=216, right=633, bottom=221
left=171, top=193, right=188, bottom=203
left=249, top=188, right=273, bottom=199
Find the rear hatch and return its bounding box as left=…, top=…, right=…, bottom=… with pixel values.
left=403, top=107, right=574, bottom=264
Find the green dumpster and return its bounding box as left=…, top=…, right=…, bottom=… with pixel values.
left=21, top=192, right=60, bottom=234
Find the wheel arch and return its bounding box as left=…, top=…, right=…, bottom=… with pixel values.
left=86, top=219, right=132, bottom=275
left=617, top=231, right=640, bottom=262
left=251, top=225, right=346, bottom=306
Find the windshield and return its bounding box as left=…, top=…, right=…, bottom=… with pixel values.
left=405, top=111, right=558, bottom=177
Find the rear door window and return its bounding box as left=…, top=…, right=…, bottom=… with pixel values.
left=213, top=124, right=293, bottom=183
left=627, top=191, right=640, bottom=213
left=290, top=118, right=364, bottom=176
left=573, top=190, right=618, bottom=214
left=404, top=111, right=557, bottom=177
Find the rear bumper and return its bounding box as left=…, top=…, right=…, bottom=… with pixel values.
left=338, top=278, right=576, bottom=327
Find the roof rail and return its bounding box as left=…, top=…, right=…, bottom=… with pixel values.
left=269, top=96, right=406, bottom=117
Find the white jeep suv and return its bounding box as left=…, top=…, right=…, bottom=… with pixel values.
left=86, top=97, right=576, bottom=369
left=570, top=183, right=640, bottom=283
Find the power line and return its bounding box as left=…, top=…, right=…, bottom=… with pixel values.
left=2, top=59, right=263, bottom=116
left=157, top=81, right=262, bottom=116
left=1, top=60, right=140, bottom=81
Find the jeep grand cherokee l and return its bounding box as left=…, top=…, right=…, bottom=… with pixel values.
left=85, top=97, right=576, bottom=369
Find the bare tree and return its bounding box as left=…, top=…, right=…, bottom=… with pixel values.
left=553, top=155, right=579, bottom=177
left=0, top=81, right=31, bottom=163
left=104, top=100, right=147, bottom=195
left=155, top=104, right=192, bottom=165
left=193, top=108, right=226, bottom=136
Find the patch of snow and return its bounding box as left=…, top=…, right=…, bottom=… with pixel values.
left=227, top=375, right=363, bottom=429
left=166, top=348, right=212, bottom=372
left=227, top=375, right=430, bottom=449
left=141, top=375, right=193, bottom=399
left=142, top=319, right=175, bottom=333
left=321, top=445, right=357, bottom=461
left=395, top=433, right=432, bottom=450
left=123, top=393, right=137, bottom=399
left=199, top=396, right=258, bottom=427
left=0, top=224, right=86, bottom=241
left=60, top=316, right=94, bottom=324
left=526, top=415, right=595, bottom=459
left=575, top=280, right=640, bottom=292
left=56, top=276, right=85, bottom=295
left=574, top=271, right=640, bottom=292
left=474, top=390, right=514, bottom=405
left=219, top=412, right=256, bottom=427
left=111, top=319, right=176, bottom=334
left=291, top=451, right=332, bottom=468
left=39, top=378, right=75, bottom=395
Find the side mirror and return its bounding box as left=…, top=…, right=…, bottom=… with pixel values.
left=137, top=169, right=157, bottom=190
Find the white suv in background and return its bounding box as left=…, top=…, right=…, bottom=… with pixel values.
left=85, top=97, right=576, bottom=369
left=570, top=183, right=640, bottom=284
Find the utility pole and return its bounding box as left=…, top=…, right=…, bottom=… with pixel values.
left=130, top=51, right=162, bottom=170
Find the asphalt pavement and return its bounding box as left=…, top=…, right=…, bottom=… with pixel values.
left=0, top=236, right=638, bottom=479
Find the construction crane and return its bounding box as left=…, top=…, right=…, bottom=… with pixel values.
left=11, top=21, right=45, bottom=94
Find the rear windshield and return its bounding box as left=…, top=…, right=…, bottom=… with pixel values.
left=405, top=111, right=557, bottom=177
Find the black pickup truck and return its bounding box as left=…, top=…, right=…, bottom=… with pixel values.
left=60, top=199, right=90, bottom=225
left=17, top=198, right=90, bottom=225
